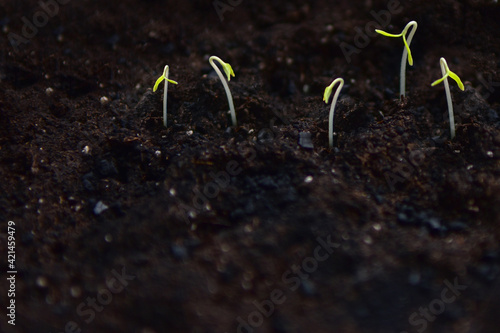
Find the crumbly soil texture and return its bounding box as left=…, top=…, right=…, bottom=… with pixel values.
left=1, top=0, right=500, bottom=332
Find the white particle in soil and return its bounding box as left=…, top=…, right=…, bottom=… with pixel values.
left=155, top=150, right=161, bottom=157
left=169, top=188, right=176, bottom=196
left=100, top=96, right=109, bottom=105
left=304, top=175, right=314, bottom=183
left=93, top=201, right=109, bottom=215
left=186, top=130, right=193, bottom=136
left=82, top=145, right=91, bottom=155
left=104, top=234, right=113, bottom=243
left=363, top=236, right=373, bottom=245
left=487, top=151, right=494, bottom=157
left=45, top=87, right=54, bottom=95
left=70, top=286, right=82, bottom=298
left=467, top=164, right=474, bottom=170
left=373, top=224, right=381, bottom=231
left=36, top=276, right=48, bottom=288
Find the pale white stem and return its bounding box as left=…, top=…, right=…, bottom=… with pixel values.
left=163, top=66, right=169, bottom=127
left=440, top=58, right=455, bottom=139
left=400, top=21, right=417, bottom=97
left=328, top=78, right=344, bottom=148
left=209, top=56, right=237, bottom=127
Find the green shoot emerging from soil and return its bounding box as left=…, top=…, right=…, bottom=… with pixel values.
left=323, top=78, right=344, bottom=148
left=431, top=57, right=465, bottom=140
left=153, top=65, right=178, bottom=127
left=375, top=21, right=418, bottom=98
left=209, top=55, right=237, bottom=127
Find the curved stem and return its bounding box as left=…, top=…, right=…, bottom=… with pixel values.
left=209, top=56, right=237, bottom=127
left=399, top=21, right=417, bottom=98
left=326, top=78, right=344, bottom=148
left=440, top=58, right=455, bottom=139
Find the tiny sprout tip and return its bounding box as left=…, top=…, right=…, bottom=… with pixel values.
left=323, top=87, right=332, bottom=104
left=431, top=76, right=447, bottom=87
left=375, top=30, right=401, bottom=38
left=153, top=76, right=165, bottom=92
left=448, top=71, right=465, bottom=91
left=224, top=64, right=235, bottom=82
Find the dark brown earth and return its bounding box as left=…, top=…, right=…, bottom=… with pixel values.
left=1, top=0, right=500, bottom=332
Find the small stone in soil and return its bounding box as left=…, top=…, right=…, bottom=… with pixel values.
left=298, top=132, right=314, bottom=149
left=93, top=201, right=109, bottom=215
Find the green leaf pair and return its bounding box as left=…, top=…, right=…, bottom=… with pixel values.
left=153, top=65, right=178, bottom=92
left=431, top=58, right=465, bottom=91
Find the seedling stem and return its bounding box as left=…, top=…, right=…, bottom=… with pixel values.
left=209, top=55, right=237, bottom=126
left=323, top=78, right=344, bottom=148
left=431, top=57, right=465, bottom=139
left=153, top=65, right=178, bottom=127
left=375, top=21, right=418, bottom=98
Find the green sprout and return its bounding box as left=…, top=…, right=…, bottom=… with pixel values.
left=375, top=21, right=418, bottom=98
left=209, top=55, right=237, bottom=127
left=431, top=57, right=465, bottom=140
left=323, top=77, right=344, bottom=148
left=153, top=65, right=178, bottom=127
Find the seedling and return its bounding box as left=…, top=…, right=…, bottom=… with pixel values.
left=209, top=55, right=237, bottom=126
left=375, top=21, right=418, bottom=98
left=153, top=65, right=178, bottom=127
left=323, top=78, right=344, bottom=148
left=431, top=57, right=465, bottom=140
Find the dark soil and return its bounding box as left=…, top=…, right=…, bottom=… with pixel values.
left=1, top=0, right=500, bottom=332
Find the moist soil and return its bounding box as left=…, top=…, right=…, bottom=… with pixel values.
left=1, top=0, right=500, bottom=332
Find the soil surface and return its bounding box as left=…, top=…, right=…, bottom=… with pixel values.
left=1, top=0, right=500, bottom=332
